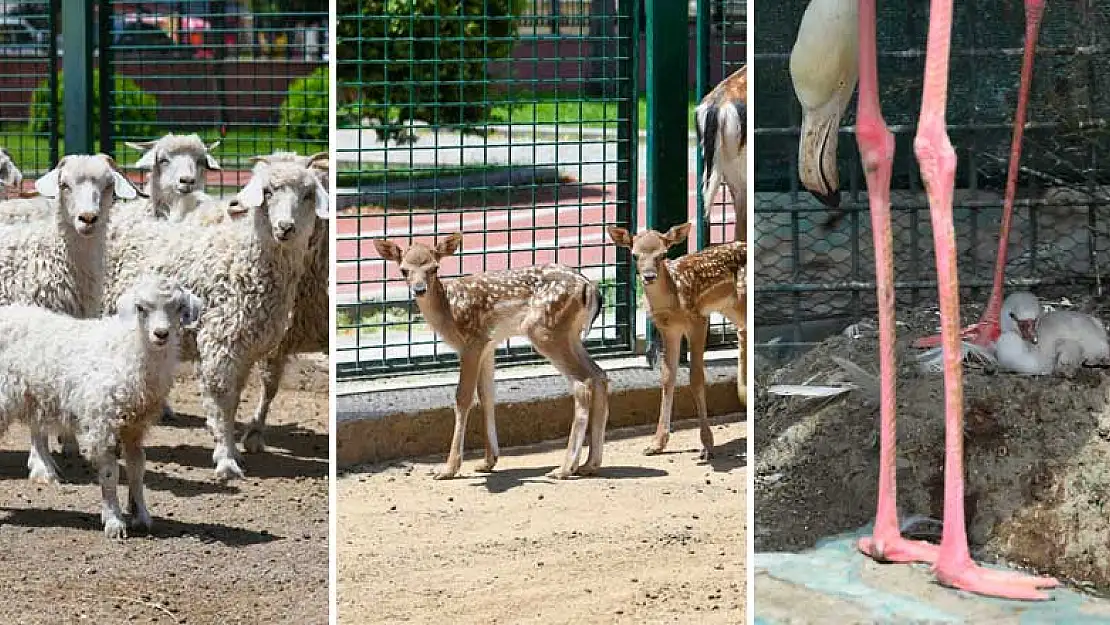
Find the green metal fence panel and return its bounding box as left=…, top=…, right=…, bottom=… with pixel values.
left=754, top=2, right=1110, bottom=358
left=336, top=0, right=640, bottom=379
left=0, top=0, right=59, bottom=180
left=102, top=0, right=328, bottom=196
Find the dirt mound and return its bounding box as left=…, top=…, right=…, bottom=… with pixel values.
left=755, top=309, right=1110, bottom=593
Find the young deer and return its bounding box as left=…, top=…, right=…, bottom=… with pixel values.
left=373, top=233, right=610, bottom=480
left=608, top=222, right=746, bottom=459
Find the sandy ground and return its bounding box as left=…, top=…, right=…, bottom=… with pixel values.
left=0, top=356, right=329, bottom=625
left=756, top=301, right=1110, bottom=598
left=337, top=417, right=747, bottom=625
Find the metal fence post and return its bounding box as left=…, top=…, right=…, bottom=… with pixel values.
left=645, top=0, right=690, bottom=355
left=695, top=0, right=711, bottom=249
left=62, top=0, right=95, bottom=155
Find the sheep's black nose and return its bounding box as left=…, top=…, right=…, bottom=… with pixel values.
left=179, top=176, right=196, bottom=185
left=412, top=283, right=428, bottom=296
left=78, top=213, right=98, bottom=225
left=153, top=328, right=169, bottom=340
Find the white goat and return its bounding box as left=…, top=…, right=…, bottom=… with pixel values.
left=184, top=151, right=330, bottom=454
left=122, top=133, right=221, bottom=222
left=0, top=276, right=202, bottom=539
left=0, top=155, right=140, bottom=477
left=0, top=147, right=23, bottom=199
left=103, top=152, right=329, bottom=481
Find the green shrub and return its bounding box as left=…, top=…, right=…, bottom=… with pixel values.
left=280, top=66, right=329, bottom=142
left=28, top=70, right=158, bottom=141
left=336, top=0, right=523, bottom=140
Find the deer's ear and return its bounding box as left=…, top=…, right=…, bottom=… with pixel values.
left=373, top=238, right=404, bottom=263
left=663, top=222, right=692, bottom=247
left=606, top=226, right=633, bottom=248
left=435, top=232, right=463, bottom=258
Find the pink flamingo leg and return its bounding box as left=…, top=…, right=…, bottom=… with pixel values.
left=855, top=0, right=938, bottom=565
left=917, top=0, right=1058, bottom=600
left=915, top=0, right=1046, bottom=349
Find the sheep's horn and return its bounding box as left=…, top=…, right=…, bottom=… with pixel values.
left=206, top=140, right=221, bottom=152
left=248, top=156, right=270, bottom=165
left=306, top=152, right=329, bottom=170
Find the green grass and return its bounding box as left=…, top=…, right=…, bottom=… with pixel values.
left=336, top=305, right=421, bottom=338
left=0, top=127, right=325, bottom=173
left=339, top=92, right=699, bottom=134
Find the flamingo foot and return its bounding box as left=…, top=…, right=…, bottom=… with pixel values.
left=858, top=533, right=938, bottom=565
left=913, top=319, right=1000, bottom=349
left=933, top=558, right=1059, bottom=600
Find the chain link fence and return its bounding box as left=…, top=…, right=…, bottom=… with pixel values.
left=336, top=0, right=640, bottom=379
left=754, top=1, right=1110, bottom=358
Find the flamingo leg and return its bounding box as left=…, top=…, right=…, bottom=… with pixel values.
left=916, top=0, right=1058, bottom=600
left=855, top=0, right=938, bottom=566
left=914, top=0, right=1046, bottom=349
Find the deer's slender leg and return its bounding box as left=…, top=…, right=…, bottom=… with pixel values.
left=914, top=0, right=1046, bottom=349
left=645, top=328, right=684, bottom=456
left=435, top=349, right=483, bottom=480
left=855, top=0, right=938, bottom=566
left=530, top=331, right=607, bottom=479
left=578, top=339, right=610, bottom=476
left=914, top=0, right=1057, bottom=599
left=688, top=316, right=714, bottom=461
left=473, top=348, right=499, bottom=473
left=721, top=297, right=747, bottom=406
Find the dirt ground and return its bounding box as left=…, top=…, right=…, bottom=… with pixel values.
left=0, top=355, right=329, bottom=625
left=755, top=301, right=1110, bottom=595
left=337, top=417, right=747, bottom=625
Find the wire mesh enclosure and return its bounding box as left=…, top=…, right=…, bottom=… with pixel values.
left=754, top=2, right=1110, bottom=352
left=0, top=0, right=58, bottom=179
left=335, top=0, right=641, bottom=379
left=101, top=0, right=328, bottom=195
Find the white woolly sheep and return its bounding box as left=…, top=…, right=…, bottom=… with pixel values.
left=0, top=147, right=23, bottom=199
left=121, top=133, right=221, bottom=222
left=102, top=152, right=329, bottom=481
left=188, top=151, right=330, bottom=454
left=0, top=275, right=202, bottom=539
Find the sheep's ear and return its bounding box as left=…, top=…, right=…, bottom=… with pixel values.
left=248, top=155, right=270, bottom=166
left=102, top=155, right=139, bottom=200
left=126, top=141, right=158, bottom=169
left=373, top=238, right=403, bottom=263
left=34, top=157, right=66, bottom=198
left=115, top=290, right=137, bottom=322
left=607, top=226, right=633, bottom=248
left=238, top=176, right=266, bottom=209
left=313, top=177, right=330, bottom=219
left=178, top=290, right=204, bottom=329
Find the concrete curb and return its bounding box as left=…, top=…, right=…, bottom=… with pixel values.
left=336, top=359, right=744, bottom=468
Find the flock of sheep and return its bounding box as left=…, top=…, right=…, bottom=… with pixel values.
left=0, top=134, right=329, bottom=538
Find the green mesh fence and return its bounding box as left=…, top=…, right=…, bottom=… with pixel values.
left=336, top=0, right=640, bottom=379
left=694, top=0, right=745, bottom=351
left=102, top=0, right=328, bottom=196
left=0, top=0, right=58, bottom=180
left=755, top=1, right=1110, bottom=356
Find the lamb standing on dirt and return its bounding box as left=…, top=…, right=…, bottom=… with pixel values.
left=0, top=276, right=202, bottom=538
left=103, top=152, right=329, bottom=481
left=0, top=154, right=139, bottom=480
left=121, top=133, right=221, bottom=221
left=995, top=291, right=1109, bottom=375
